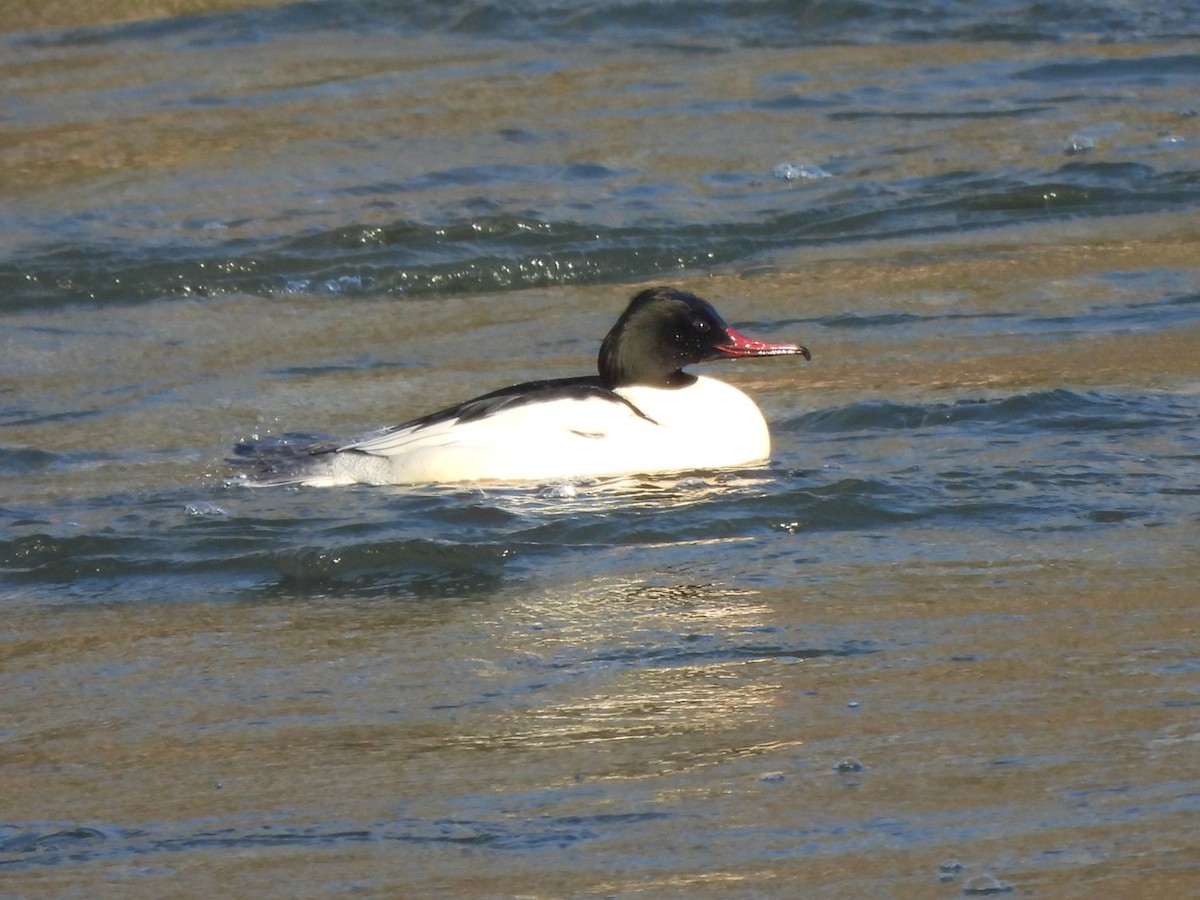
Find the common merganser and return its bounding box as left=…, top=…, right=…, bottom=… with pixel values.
left=232, top=287, right=809, bottom=486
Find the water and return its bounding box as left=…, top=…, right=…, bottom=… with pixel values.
left=3, top=1, right=1200, bottom=896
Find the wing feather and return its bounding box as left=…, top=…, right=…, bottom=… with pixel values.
left=340, top=376, right=654, bottom=459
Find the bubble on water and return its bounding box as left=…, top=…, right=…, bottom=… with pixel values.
left=759, top=771, right=786, bottom=783
left=938, top=859, right=964, bottom=881
left=322, top=274, right=375, bottom=294
left=539, top=482, right=578, bottom=499
left=833, top=757, right=864, bottom=772
left=185, top=501, right=229, bottom=518
left=773, top=162, right=832, bottom=181
left=1063, top=134, right=1095, bottom=155
left=1064, top=122, right=1123, bottom=155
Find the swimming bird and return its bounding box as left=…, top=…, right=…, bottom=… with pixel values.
left=231, top=287, right=809, bottom=486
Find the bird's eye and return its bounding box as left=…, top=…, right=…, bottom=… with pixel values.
left=692, top=317, right=711, bottom=333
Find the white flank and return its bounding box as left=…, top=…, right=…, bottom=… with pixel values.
left=299, top=375, right=771, bottom=486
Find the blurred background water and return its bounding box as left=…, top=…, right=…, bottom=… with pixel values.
left=2, top=1, right=1199, bottom=896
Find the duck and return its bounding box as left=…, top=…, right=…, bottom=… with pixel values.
left=231, top=286, right=809, bottom=486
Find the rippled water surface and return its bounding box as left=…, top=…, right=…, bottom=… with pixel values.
left=3, top=1, right=1199, bottom=896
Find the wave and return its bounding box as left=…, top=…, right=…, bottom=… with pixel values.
left=22, top=1, right=1200, bottom=51
left=789, top=389, right=1195, bottom=436
left=6, top=158, right=1198, bottom=313
left=6, top=380, right=1196, bottom=606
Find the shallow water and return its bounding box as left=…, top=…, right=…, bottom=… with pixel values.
left=2, top=1, right=1200, bottom=896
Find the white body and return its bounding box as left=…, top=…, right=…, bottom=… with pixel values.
left=296, top=375, right=772, bottom=487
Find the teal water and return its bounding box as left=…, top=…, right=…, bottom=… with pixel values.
left=2, top=2, right=1200, bottom=896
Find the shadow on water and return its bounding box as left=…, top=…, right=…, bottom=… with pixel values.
left=0, top=813, right=675, bottom=871
left=792, top=388, right=1196, bottom=435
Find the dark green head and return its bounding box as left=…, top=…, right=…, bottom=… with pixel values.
left=598, top=287, right=809, bottom=388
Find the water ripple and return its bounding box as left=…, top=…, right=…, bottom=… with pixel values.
left=23, top=1, right=1200, bottom=50
left=7, top=153, right=1199, bottom=311
left=6, top=380, right=1197, bottom=604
